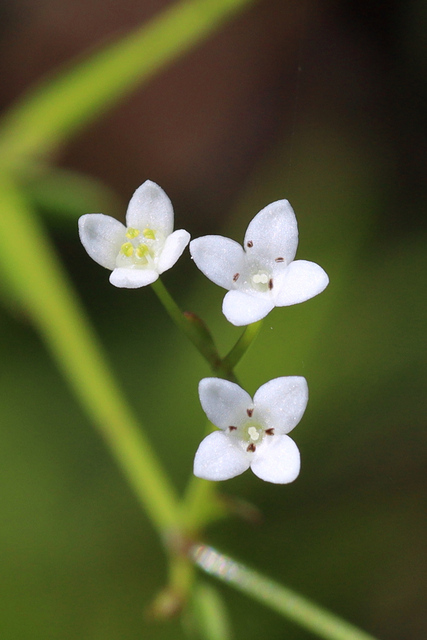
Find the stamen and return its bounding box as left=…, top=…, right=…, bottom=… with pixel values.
left=126, top=228, right=140, bottom=239
left=121, top=242, right=134, bottom=257
left=247, top=408, right=253, bottom=417
left=136, top=244, right=150, bottom=258
left=268, top=278, right=273, bottom=290
left=229, top=426, right=237, bottom=431
left=143, top=228, right=156, bottom=240
left=233, top=273, right=240, bottom=282
left=275, top=257, right=284, bottom=263
left=247, top=443, right=256, bottom=453
left=247, top=240, right=253, bottom=248
left=265, top=428, right=275, bottom=436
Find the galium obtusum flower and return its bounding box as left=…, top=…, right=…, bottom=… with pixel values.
left=190, top=199, right=328, bottom=325
left=79, top=180, right=190, bottom=288
left=194, top=376, right=308, bottom=484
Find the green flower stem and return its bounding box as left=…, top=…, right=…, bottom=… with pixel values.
left=180, top=430, right=228, bottom=535
left=180, top=477, right=221, bottom=535
left=178, top=324, right=263, bottom=534
left=191, top=544, right=381, bottom=640
left=0, top=176, right=180, bottom=534
left=150, top=553, right=197, bottom=618
left=191, top=582, right=233, bottom=640
left=149, top=288, right=263, bottom=534
left=151, top=278, right=236, bottom=380
left=0, top=0, right=257, bottom=171
left=222, top=319, right=263, bottom=370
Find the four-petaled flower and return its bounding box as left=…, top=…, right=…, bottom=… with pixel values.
left=189, top=199, right=329, bottom=325
left=79, top=180, right=190, bottom=288
left=194, top=376, right=308, bottom=484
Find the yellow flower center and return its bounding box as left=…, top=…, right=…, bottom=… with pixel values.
left=116, top=227, right=163, bottom=270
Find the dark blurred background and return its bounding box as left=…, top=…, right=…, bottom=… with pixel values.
left=0, top=1, right=426, bottom=639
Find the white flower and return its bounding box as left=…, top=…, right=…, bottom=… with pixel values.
left=189, top=199, right=328, bottom=325
left=78, top=180, right=190, bottom=288
left=194, top=376, right=308, bottom=484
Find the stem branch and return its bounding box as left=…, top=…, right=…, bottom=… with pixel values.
left=191, top=544, right=381, bottom=640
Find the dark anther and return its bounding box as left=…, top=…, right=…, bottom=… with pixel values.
left=233, top=273, right=240, bottom=282
left=247, top=443, right=256, bottom=453
left=247, top=240, right=253, bottom=248
left=265, top=428, right=275, bottom=436
left=268, top=278, right=273, bottom=290
left=247, top=408, right=253, bottom=417
left=275, top=257, right=284, bottom=262
left=229, top=426, right=237, bottom=431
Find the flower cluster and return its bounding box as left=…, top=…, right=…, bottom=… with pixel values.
left=79, top=181, right=328, bottom=483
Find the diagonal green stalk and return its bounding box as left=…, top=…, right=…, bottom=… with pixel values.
left=222, top=319, right=263, bottom=369
left=0, top=0, right=257, bottom=171
left=151, top=280, right=262, bottom=381
left=179, top=428, right=229, bottom=535
left=150, top=280, right=264, bottom=534
left=191, top=544, right=381, bottom=640
left=151, top=278, right=226, bottom=376
left=0, top=176, right=180, bottom=534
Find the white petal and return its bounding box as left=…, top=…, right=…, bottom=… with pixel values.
left=190, top=236, right=246, bottom=289
left=157, top=229, right=190, bottom=273
left=193, top=431, right=250, bottom=481
left=109, top=268, right=158, bottom=288
left=222, top=290, right=274, bottom=326
left=198, top=378, right=252, bottom=429
left=126, top=180, right=174, bottom=236
left=274, top=260, right=329, bottom=306
left=244, top=200, right=298, bottom=265
left=253, top=376, right=308, bottom=434
left=78, top=214, right=125, bottom=270
left=250, top=435, right=300, bottom=484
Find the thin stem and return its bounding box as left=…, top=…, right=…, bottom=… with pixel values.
left=0, top=177, right=180, bottom=534
left=191, top=544, right=381, bottom=640
left=151, top=278, right=217, bottom=360
left=222, top=320, right=263, bottom=370
left=180, top=320, right=263, bottom=532
left=180, top=478, right=219, bottom=535
left=151, top=278, right=237, bottom=381
left=180, top=449, right=227, bottom=535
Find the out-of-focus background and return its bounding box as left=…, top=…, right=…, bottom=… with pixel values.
left=0, top=1, right=426, bottom=638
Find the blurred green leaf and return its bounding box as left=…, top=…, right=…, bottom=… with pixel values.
left=0, top=0, right=256, bottom=170
left=0, top=175, right=180, bottom=533
left=23, top=166, right=121, bottom=224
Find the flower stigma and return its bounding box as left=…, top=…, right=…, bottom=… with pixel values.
left=250, top=269, right=271, bottom=292
left=236, top=420, right=265, bottom=450
left=248, top=426, right=260, bottom=441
